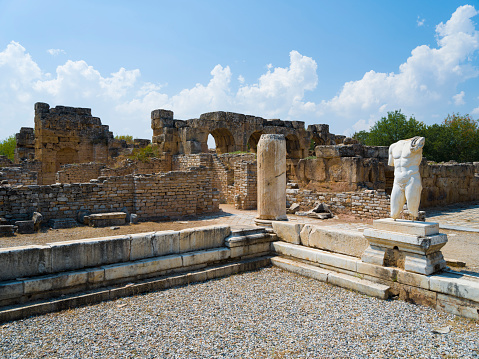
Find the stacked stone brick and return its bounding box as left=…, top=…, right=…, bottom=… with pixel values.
left=286, top=189, right=390, bottom=219
left=0, top=168, right=38, bottom=186
left=56, top=163, right=106, bottom=184
left=0, top=168, right=219, bottom=222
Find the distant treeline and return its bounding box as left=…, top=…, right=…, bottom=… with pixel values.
left=353, top=110, right=479, bottom=163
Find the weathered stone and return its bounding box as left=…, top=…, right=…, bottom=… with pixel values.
left=32, top=212, right=43, bottom=231
left=14, top=220, right=34, bottom=234
left=0, top=225, right=15, bottom=237
left=362, top=220, right=447, bottom=275
left=301, top=225, right=369, bottom=258
left=256, top=134, right=287, bottom=221
left=130, top=213, right=138, bottom=224
left=272, top=222, right=305, bottom=245
left=286, top=203, right=300, bottom=214
left=86, top=212, right=127, bottom=227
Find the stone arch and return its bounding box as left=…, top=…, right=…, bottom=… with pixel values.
left=247, top=131, right=263, bottom=153
left=56, top=147, right=79, bottom=171
left=285, top=134, right=301, bottom=159
left=209, top=128, right=236, bottom=154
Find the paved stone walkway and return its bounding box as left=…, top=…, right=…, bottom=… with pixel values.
left=426, top=202, right=479, bottom=232
left=208, top=202, right=479, bottom=233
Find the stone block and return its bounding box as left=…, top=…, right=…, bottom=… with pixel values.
left=272, top=241, right=359, bottom=272
left=86, top=212, right=127, bottom=227
left=229, top=242, right=271, bottom=258
left=304, top=226, right=368, bottom=258
left=103, top=255, right=182, bottom=281
left=373, top=218, right=439, bottom=236
left=271, top=256, right=330, bottom=282
left=396, top=270, right=429, bottom=290
left=0, top=245, right=51, bottom=281
left=0, top=280, right=24, bottom=301
left=0, top=225, right=15, bottom=237
left=181, top=248, right=230, bottom=267
left=179, top=225, right=230, bottom=253
left=272, top=222, right=304, bottom=244
left=49, top=235, right=131, bottom=272
left=436, top=293, right=479, bottom=320
left=15, top=220, right=35, bottom=234
left=129, top=232, right=155, bottom=261
left=399, top=285, right=437, bottom=307
left=23, top=271, right=89, bottom=295
left=356, top=261, right=398, bottom=282
left=149, top=231, right=179, bottom=257
left=328, top=272, right=390, bottom=299
left=429, top=271, right=479, bottom=302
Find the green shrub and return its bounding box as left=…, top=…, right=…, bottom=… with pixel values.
left=0, top=135, right=16, bottom=161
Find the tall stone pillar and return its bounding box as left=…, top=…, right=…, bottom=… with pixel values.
left=256, top=134, right=287, bottom=223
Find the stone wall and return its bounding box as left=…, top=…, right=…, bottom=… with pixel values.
left=420, top=161, right=479, bottom=207
left=232, top=161, right=257, bottom=210
left=291, top=144, right=389, bottom=192
left=151, top=109, right=337, bottom=158
left=0, top=167, right=38, bottom=186
left=56, top=162, right=105, bottom=184
left=286, top=189, right=390, bottom=220
left=14, top=127, right=35, bottom=162
left=0, top=156, right=14, bottom=167
left=0, top=168, right=219, bottom=222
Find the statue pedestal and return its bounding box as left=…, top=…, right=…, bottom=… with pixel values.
left=362, top=218, right=448, bottom=275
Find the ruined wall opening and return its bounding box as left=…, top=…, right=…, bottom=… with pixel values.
left=247, top=131, right=263, bottom=153
left=286, top=134, right=301, bottom=159
left=309, top=135, right=325, bottom=156
left=56, top=148, right=79, bottom=172
left=209, top=128, right=236, bottom=154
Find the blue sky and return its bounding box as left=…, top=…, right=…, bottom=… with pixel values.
left=1, top=0, right=479, bottom=141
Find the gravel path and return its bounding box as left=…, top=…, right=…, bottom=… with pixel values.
left=1, top=267, right=478, bottom=358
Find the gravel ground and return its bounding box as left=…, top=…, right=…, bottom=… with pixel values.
left=1, top=267, right=478, bottom=359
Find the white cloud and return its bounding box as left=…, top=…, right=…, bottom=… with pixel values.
left=1, top=5, right=479, bottom=141
left=321, top=4, right=479, bottom=134
left=453, top=91, right=465, bottom=105
left=417, top=16, right=425, bottom=27
left=47, top=49, right=66, bottom=56
left=471, top=106, right=479, bottom=115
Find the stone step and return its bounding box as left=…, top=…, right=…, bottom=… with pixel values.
left=271, top=256, right=390, bottom=299
left=0, top=256, right=272, bottom=324
left=226, top=227, right=274, bottom=248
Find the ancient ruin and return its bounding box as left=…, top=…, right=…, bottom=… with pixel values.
left=0, top=102, right=478, bottom=324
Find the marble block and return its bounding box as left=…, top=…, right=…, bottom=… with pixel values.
left=362, top=219, right=447, bottom=275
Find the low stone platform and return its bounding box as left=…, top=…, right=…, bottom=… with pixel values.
left=362, top=219, right=448, bottom=275
left=85, top=212, right=127, bottom=227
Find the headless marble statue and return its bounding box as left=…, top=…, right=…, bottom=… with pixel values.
left=388, top=136, right=425, bottom=220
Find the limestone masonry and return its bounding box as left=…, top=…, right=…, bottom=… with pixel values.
left=1, top=103, right=479, bottom=223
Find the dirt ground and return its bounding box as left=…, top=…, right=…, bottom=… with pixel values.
left=1, top=204, right=477, bottom=273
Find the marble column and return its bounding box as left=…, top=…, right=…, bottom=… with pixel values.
left=256, top=134, right=287, bottom=221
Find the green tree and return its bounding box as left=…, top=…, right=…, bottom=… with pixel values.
left=353, top=110, right=479, bottom=162
left=353, top=110, right=426, bottom=146
left=0, top=135, right=16, bottom=161
left=115, top=134, right=134, bottom=144
left=425, top=114, right=479, bottom=163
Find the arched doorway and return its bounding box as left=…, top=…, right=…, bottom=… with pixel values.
left=247, top=131, right=263, bottom=153
left=209, top=128, right=236, bottom=154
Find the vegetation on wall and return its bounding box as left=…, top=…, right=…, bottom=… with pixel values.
left=0, top=135, right=16, bottom=161
left=115, top=135, right=134, bottom=144
left=353, top=111, right=479, bottom=163
left=129, top=144, right=160, bottom=162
